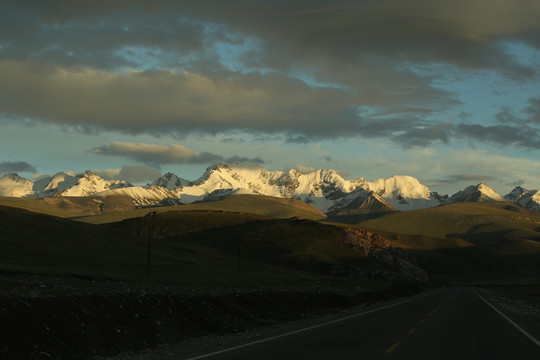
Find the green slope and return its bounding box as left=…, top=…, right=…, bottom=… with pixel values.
left=349, top=202, right=540, bottom=281
left=78, top=194, right=326, bottom=224
left=359, top=202, right=540, bottom=243
left=0, top=194, right=326, bottom=224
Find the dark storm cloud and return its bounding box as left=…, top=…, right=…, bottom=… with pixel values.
left=438, top=174, right=500, bottom=183
left=393, top=122, right=453, bottom=147
left=505, top=179, right=525, bottom=188
left=0, top=62, right=377, bottom=137
left=0, top=161, right=37, bottom=174
left=496, top=97, right=540, bottom=125
left=0, top=2, right=209, bottom=70
left=322, top=155, right=333, bottom=162
left=1, top=1, right=539, bottom=145
left=456, top=123, right=540, bottom=149
left=92, top=141, right=265, bottom=166
left=94, top=165, right=162, bottom=183
left=525, top=97, right=540, bottom=123
left=92, top=142, right=220, bottom=165
left=173, top=0, right=539, bottom=79
left=225, top=155, right=266, bottom=165
left=118, top=165, right=162, bottom=183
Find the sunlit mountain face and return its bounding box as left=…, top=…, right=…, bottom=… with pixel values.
left=4, top=162, right=540, bottom=213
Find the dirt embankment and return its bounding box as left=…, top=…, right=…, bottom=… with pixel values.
left=1, top=281, right=420, bottom=359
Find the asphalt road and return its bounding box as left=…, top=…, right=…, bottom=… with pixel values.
left=185, top=287, right=540, bottom=360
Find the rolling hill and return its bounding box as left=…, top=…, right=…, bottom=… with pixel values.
left=76, top=194, right=327, bottom=224
left=349, top=201, right=540, bottom=281
left=357, top=201, right=540, bottom=243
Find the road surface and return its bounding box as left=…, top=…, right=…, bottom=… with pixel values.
left=185, top=287, right=540, bottom=360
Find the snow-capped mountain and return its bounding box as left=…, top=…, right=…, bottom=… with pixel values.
left=1, top=171, right=131, bottom=198
left=176, top=163, right=359, bottom=211
left=505, top=186, right=540, bottom=211
left=36, top=171, right=131, bottom=197
left=95, top=186, right=182, bottom=207
left=0, top=164, right=448, bottom=212
left=367, top=175, right=446, bottom=211
left=328, top=188, right=397, bottom=215
left=445, top=183, right=505, bottom=204
left=10, top=163, right=540, bottom=214
left=150, top=172, right=192, bottom=190
left=0, top=173, right=34, bottom=197
left=173, top=163, right=444, bottom=212
left=504, top=186, right=528, bottom=203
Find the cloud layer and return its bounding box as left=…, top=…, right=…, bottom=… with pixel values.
left=92, top=141, right=264, bottom=166
left=0, top=161, right=36, bottom=174
left=93, top=165, right=162, bottom=183
left=0, top=1, right=538, bottom=148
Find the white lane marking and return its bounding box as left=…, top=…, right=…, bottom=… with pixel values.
left=185, top=289, right=444, bottom=359
left=384, top=342, right=400, bottom=353
left=474, top=291, right=540, bottom=347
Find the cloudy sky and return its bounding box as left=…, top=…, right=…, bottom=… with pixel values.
left=1, top=0, right=540, bottom=194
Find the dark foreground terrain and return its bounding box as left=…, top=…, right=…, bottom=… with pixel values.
left=177, top=287, right=540, bottom=360
left=0, top=272, right=421, bottom=359
left=1, top=198, right=540, bottom=359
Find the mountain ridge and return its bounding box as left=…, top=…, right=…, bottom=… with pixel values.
left=2, top=163, right=540, bottom=213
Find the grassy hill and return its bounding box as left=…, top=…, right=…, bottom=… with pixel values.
left=77, top=194, right=326, bottom=224
left=357, top=202, right=540, bottom=243
left=345, top=202, right=540, bottom=282
left=0, top=194, right=326, bottom=223
left=3, top=198, right=540, bottom=285
left=0, top=195, right=136, bottom=218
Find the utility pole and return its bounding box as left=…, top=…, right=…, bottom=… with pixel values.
left=146, top=227, right=152, bottom=276
left=237, top=246, right=240, bottom=273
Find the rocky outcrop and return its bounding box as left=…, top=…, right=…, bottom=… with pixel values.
left=342, top=228, right=391, bottom=256
left=371, top=247, right=429, bottom=284
left=337, top=228, right=429, bottom=284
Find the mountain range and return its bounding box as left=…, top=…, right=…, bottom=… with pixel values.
left=1, top=162, right=539, bottom=213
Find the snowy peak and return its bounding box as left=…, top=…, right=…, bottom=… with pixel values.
left=329, top=188, right=396, bottom=214
left=1, top=171, right=131, bottom=198
left=0, top=173, right=34, bottom=197
left=446, top=183, right=505, bottom=204
left=504, top=186, right=528, bottom=202
left=95, top=186, right=181, bottom=207
left=517, top=190, right=540, bottom=212
left=34, top=172, right=78, bottom=197
left=366, top=175, right=444, bottom=211
left=0, top=164, right=444, bottom=213
left=9, top=163, right=540, bottom=214
left=368, top=175, right=431, bottom=199
left=150, top=172, right=191, bottom=190
left=58, top=171, right=131, bottom=197
left=505, top=186, right=540, bottom=211
left=0, top=173, right=30, bottom=183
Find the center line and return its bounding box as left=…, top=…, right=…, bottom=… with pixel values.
left=385, top=342, right=400, bottom=353
left=408, top=328, right=416, bottom=334
left=420, top=319, right=426, bottom=324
